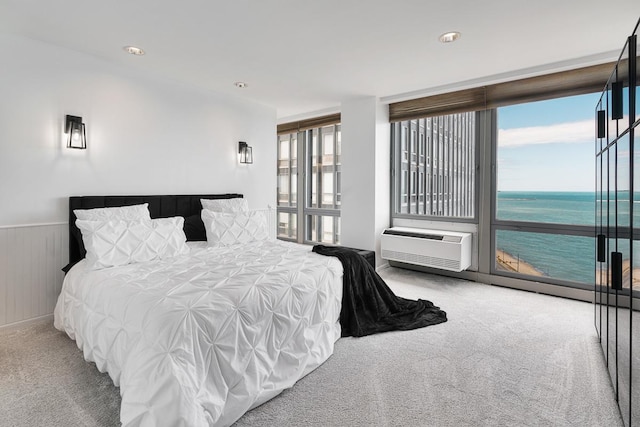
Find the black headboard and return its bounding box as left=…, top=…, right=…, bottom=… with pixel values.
left=67, top=193, right=243, bottom=268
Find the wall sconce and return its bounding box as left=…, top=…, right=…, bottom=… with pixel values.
left=65, top=115, right=87, bottom=149
left=238, top=141, right=253, bottom=164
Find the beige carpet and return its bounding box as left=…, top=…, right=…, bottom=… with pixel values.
left=0, top=267, right=623, bottom=426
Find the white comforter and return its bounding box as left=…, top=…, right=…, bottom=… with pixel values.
left=54, top=240, right=343, bottom=426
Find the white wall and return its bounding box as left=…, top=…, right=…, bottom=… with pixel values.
left=340, top=97, right=390, bottom=267
left=0, top=34, right=276, bottom=227
left=0, top=34, right=276, bottom=327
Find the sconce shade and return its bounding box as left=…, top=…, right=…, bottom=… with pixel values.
left=239, top=141, right=253, bottom=164
left=65, top=115, right=86, bottom=149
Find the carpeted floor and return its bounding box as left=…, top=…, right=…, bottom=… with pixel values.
left=0, top=319, right=121, bottom=426
left=0, top=267, right=623, bottom=426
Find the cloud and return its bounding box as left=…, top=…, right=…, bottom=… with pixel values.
left=498, top=119, right=593, bottom=148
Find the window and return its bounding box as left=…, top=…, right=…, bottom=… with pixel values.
left=306, top=124, right=341, bottom=243
left=388, top=61, right=619, bottom=293
left=277, top=118, right=341, bottom=244
left=496, top=93, right=598, bottom=224
left=391, top=112, right=476, bottom=219
left=277, top=132, right=297, bottom=239
left=493, top=92, right=601, bottom=287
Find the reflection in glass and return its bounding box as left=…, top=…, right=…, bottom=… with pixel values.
left=617, top=134, right=631, bottom=229
left=595, top=147, right=604, bottom=339
left=631, top=34, right=639, bottom=422
left=617, top=285, right=631, bottom=427
left=633, top=240, right=640, bottom=425
left=615, top=127, right=632, bottom=425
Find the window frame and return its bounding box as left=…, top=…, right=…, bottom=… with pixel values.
left=390, top=112, right=480, bottom=224
left=389, top=86, right=628, bottom=292
left=489, top=95, right=603, bottom=289
left=276, top=121, right=341, bottom=245
left=276, top=133, right=298, bottom=241
left=304, top=124, right=341, bottom=244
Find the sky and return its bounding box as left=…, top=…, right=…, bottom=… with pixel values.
left=497, top=92, right=602, bottom=192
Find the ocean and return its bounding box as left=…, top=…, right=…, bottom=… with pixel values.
left=496, top=191, right=639, bottom=284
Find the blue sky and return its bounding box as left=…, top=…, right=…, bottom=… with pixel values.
left=497, top=92, right=601, bottom=192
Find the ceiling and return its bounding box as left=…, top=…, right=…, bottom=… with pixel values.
left=1, top=0, right=639, bottom=120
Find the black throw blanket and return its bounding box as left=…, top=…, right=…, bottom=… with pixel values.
left=312, top=245, right=447, bottom=337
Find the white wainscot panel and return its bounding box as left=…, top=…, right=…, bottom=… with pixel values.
left=0, top=223, right=67, bottom=327
left=255, top=207, right=277, bottom=241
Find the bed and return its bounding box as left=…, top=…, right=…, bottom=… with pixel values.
left=54, top=194, right=344, bottom=426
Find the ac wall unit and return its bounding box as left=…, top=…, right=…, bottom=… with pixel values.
left=381, top=227, right=472, bottom=272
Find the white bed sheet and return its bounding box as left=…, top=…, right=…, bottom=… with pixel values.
left=54, top=240, right=343, bottom=426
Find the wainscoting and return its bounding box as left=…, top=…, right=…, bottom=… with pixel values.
left=261, top=207, right=277, bottom=241
left=0, top=223, right=68, bottom=328
left=0, top=211, right=275, bottom=329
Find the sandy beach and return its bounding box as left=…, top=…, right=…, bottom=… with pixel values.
left=595, top=259, right=640, bottom=289
left=496, top=251, right=640, bottom=289
left=496, top=249, right=544, bottom=277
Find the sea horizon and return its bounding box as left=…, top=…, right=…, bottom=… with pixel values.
left=495, top=190, right=639, bottom=284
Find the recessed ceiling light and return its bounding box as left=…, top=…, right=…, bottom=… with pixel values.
left=123, top=46, right=145, bottom=56
left=439, top=32, right=461, bottom=43
left=234, top=82, right=248, bottom=88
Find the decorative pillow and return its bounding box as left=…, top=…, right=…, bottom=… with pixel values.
left=201, top=198, right=248, bottom=213
left=201, top=209, right=269, bottom=246
left=76, top=217, right=189, bottom=270
left=74, top=203, right=151, bottom=221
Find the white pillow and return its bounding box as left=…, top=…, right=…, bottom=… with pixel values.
left=201, top=209, right=269, bottom=246
left=76, top=217, right=189, bottom=270
left=201, top=198, right=248, bottom=213
left=74, top=203, right=151, bottom=221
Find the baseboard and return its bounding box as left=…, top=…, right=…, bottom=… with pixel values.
left=0, top=314, right=53, bottom=332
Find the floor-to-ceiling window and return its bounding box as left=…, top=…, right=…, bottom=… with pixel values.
left=388, top=61, right=620, bottom=296
left=305, top=124, right=341, bottom=243
left=493, top=93, right=600, bottom=288
left=277, top=132, right=298, bottom=239
left=277, top=114, right=341, bottom=244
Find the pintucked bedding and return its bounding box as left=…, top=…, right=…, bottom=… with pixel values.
left=54, top=240, right=343, bottom=426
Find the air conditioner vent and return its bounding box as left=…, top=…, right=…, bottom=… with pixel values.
left=382, top=229, right=444, bottom=240
left=381, top=227, right=472, bottom=272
